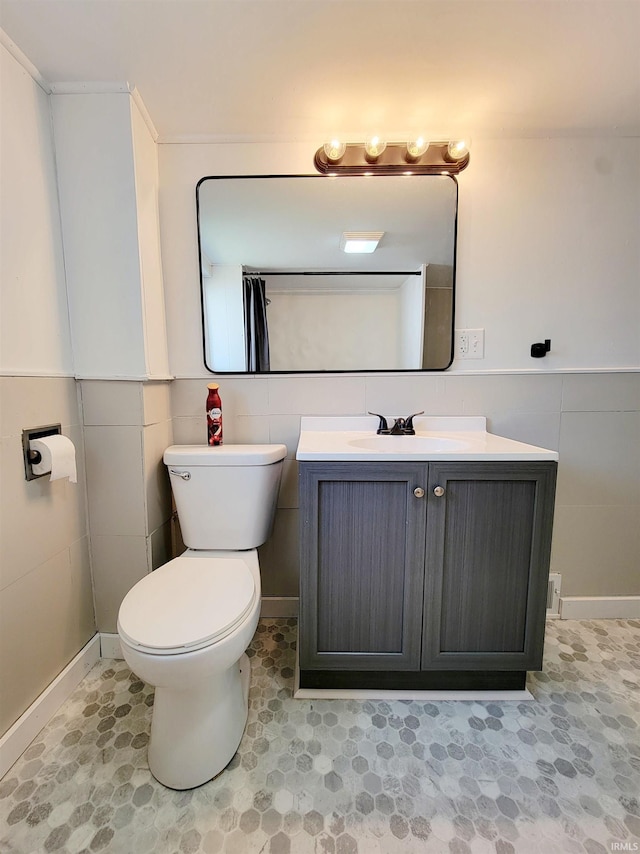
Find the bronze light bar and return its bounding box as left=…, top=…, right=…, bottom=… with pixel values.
left=313, top=141, right=470, bottom=175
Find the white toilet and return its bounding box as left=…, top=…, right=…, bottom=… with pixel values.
left=117, top=443, right=287, bottom=790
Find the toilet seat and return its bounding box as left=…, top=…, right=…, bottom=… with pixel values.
left=118, top=555, right=256, bottom=655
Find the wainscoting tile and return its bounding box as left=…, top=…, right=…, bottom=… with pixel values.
left=84, top=426, right=146, bottom=536
left=459, top=373, right=563, bottom=415
left=268, top=414, right=303, bottom=459
left=80, top=380, right=143, bottom=426
left=90, top=535, right=149, bottom=633
left=364, top=374, right=465, bottom=417
left=277, top=460, right=299, bottom=510
left=0, top=376, right=80, bottom=439
left=556, top=411, right=640, bottom=506
left=267, top=376, right=366, bottom=416
left=171, top=377, right=270, bottom=418
left=0, top=436, right=84, bottom=590
left=142, top=420, right=174, bottom=534
left=551, top=504, right=640, bottom=596
left=142, top=382, right=172, bottom=426
left=562, top=372, right=640, bottom=412
left=486, top=411, right=561, bottom=452
left=258, top=509, right=299, bottom=598
left=0, top=548, right=95, bottom=735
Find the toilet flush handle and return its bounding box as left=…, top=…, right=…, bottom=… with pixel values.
left=169, top=469, right=191, bottom=481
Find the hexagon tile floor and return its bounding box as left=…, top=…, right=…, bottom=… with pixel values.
left=1, top=619, right=639, bottom=854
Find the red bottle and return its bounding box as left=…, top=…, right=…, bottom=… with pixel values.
left=206, top=383, right=223, bottom=445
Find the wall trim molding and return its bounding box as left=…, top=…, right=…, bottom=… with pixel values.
left=0, top=635, right=100, bottom=779
left=0, top=28, right=51, bottom=93
left=559, top=596, right=640, bottom=620
left=0, top=370, right=75, bottom=378
left=76, top=374, right=174, bottom=382
left=48, top=81, right=159, bottom=142
left=170, top=368, right=640, bottom=381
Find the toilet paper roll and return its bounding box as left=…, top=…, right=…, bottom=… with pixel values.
left=30, top=434, right=77, bottom=483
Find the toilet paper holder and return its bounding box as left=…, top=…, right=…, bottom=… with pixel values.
left=22, top=423, right=62, bottom=481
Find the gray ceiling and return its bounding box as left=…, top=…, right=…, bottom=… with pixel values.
left=1, top=0, right=639, bottom=142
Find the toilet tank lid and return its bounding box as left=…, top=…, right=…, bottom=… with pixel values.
left=164, top=444, right=287, bottom=466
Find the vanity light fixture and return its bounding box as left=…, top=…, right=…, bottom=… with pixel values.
left=323, top=139, right=347, bottom=163
left=340, top=232, right=384, bottom=254
left=447, top=139, right=471, bottom=161
left=364, top=136, right=387, bottom=162
left=314, top=139, right=470, bottom=175
left=405, top=137, right=430, bottom=162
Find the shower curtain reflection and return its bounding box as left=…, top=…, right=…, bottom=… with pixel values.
left=243, top=275, right=270, bottom=372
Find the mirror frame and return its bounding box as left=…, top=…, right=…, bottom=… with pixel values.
left=196, top=174, right=459, bottom=374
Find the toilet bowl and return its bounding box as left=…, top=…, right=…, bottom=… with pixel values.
left=117, top=443, right=286, bottom=789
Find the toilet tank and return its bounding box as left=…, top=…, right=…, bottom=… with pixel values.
left=163, top=444, right=287, bottom=550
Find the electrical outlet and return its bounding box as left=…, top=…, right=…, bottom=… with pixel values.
left=456, top=330, right=469, bottom=357
left=455, top=328, right=485, bottom=359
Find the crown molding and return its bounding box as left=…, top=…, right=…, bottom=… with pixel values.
left=0, top=27, right=51, bottom=93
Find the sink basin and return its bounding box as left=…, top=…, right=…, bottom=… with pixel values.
left=295, top=416, right=559, bottom=462
left=348, top=436, right=468, bottom=453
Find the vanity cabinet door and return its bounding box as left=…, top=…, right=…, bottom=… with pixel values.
left=299, top=462, right=427, bottom=670
left=422, top=462, right=557, bottom=671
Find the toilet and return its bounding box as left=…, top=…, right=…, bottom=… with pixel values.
left=117, top=443, right=287, bottom=790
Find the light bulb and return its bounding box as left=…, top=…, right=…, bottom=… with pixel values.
left=364, top=136, right=387, bottom=162
left=406, top=137, right=430, bottom=161
left=323, top=139, right=347, bottom=163
left=447, top=139, right=470, bottom=161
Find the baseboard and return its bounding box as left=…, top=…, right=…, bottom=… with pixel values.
left=559, top=595, right=640, bottom=620
left=260, top=596, right=299, bottom=618
left=0, top=635, right=100, bottom=779
left=100, top=633, right=123, bottom=659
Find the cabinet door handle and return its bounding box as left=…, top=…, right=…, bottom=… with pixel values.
left=433, top=486, right=445, bottom=497
left=413, top=487, right=425, bottom=498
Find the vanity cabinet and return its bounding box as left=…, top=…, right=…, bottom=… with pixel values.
left=299, top=460, right=557, bottom=690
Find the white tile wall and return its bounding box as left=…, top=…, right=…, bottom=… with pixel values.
left=84, top=425, right=146, bottom=537
left=81, top=380, right=143, bottom=426
left=90, top=534, right=149, bottom=632
left=80, top=379, right=174, bottom=633
left=561, top=372, right=640, bottom=412
left=550, top=504, right=640, bottom=596
left=0, top=376, right=94, bottom=736
left=556, top=411, right=640, bottom=506
left=143, top=418, right=173, bottom=534
left=142, top=381, right=172, bottom=426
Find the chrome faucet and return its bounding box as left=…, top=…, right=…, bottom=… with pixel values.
left=368, top=411, right=424, bottom=436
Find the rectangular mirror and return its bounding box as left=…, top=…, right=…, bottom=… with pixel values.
left=197, top=174, right=458, bottom=373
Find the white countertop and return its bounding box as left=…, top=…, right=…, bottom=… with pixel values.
left=296, top=416, right=559, bottom=462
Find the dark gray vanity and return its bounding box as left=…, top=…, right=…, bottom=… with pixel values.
left=297, top=417, right=558, bottom=692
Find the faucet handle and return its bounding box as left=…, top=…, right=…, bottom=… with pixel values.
left=368, top=412, right=389, bottom=434
left=403, top=411, right=425, bottom=434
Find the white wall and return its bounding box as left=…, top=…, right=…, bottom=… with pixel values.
left=51, top=92, right=170, bottom=380
left=456, top=138, right=640, bottom=371
left=160, top=138, right=640, bottom=376
left=0, top=45, right=72, bottom=376
left=52, top=93, right=145, bottom=378
left=130, top=100, right=171, bottom=379
left=0, top=43, right=94, bottom=737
